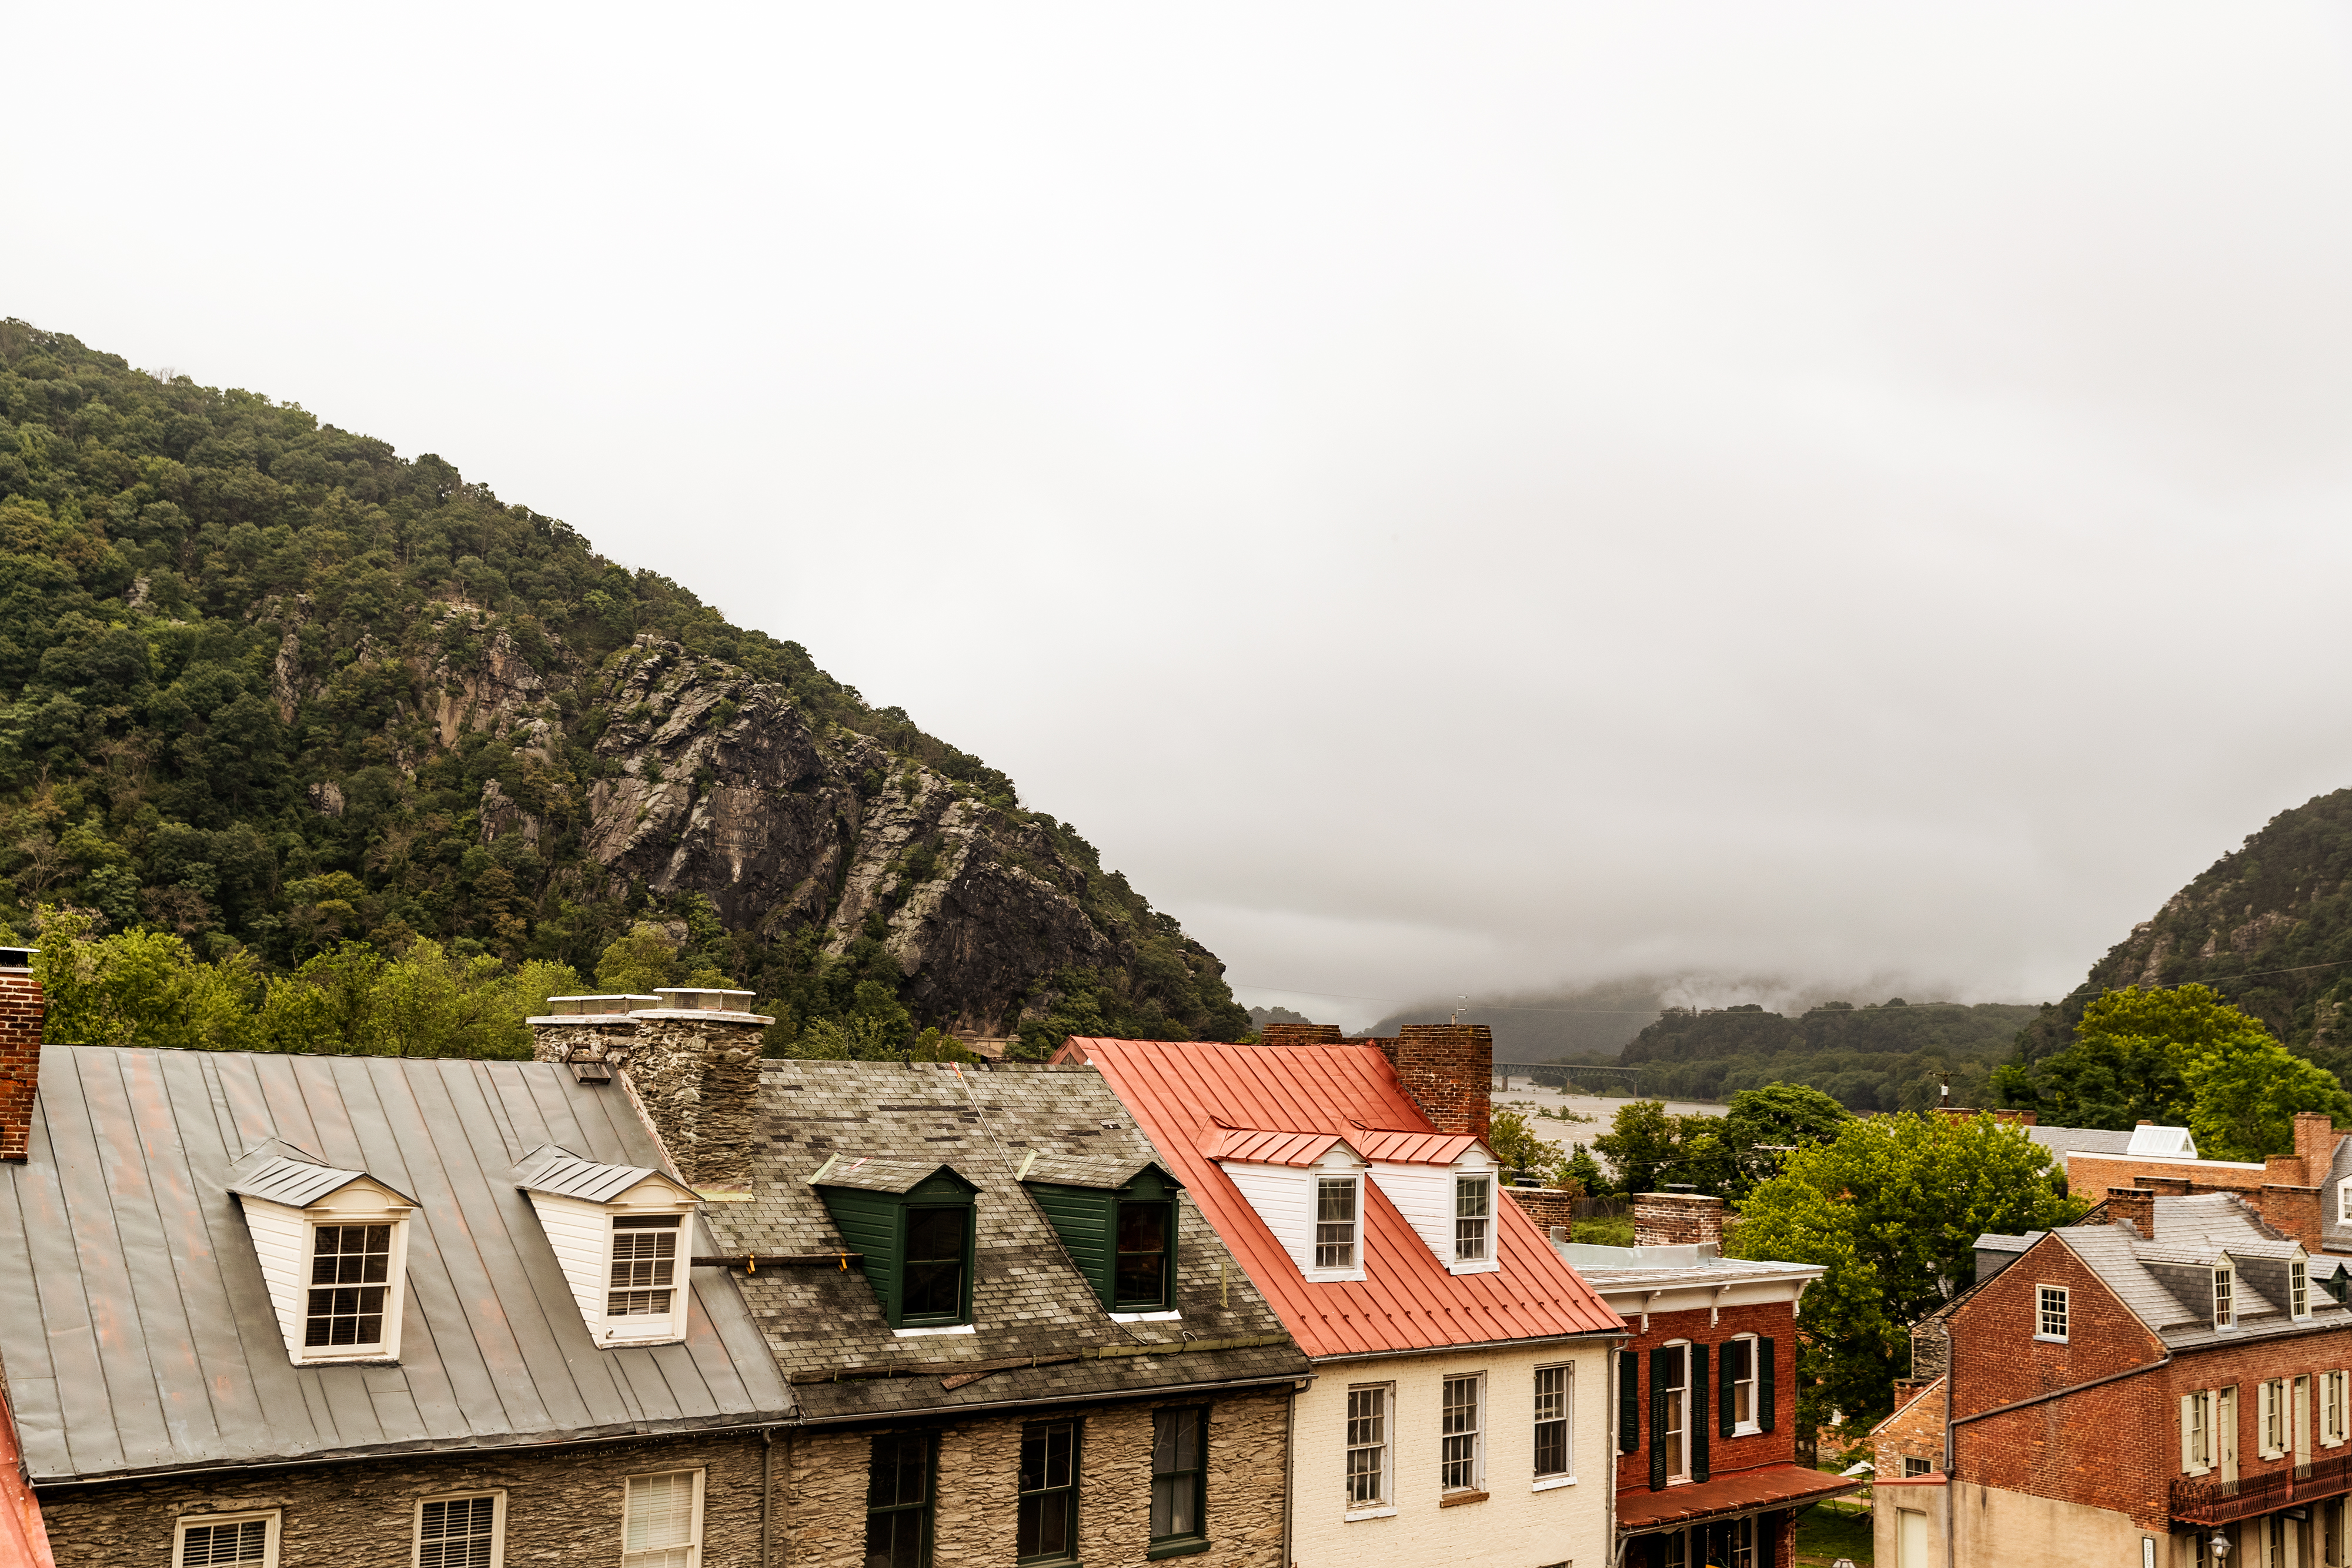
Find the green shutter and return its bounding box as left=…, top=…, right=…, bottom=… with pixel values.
left=1029, top=1185, right=1117, bottom=1306
left=1649, top=1348, right=1669, bottom=1491
left=817, top=1186, right=906, bottom=1320
left=1690, top=1343, right=1710, bottom=1483
left=1720, top=1343, right=1736, bottom=1439
left=1759, top=1337, right=1776, bottom=1433
left=1618, top=1351, right=1640, bottom=1455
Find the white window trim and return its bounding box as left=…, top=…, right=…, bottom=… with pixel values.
left=1726, top=1333, right=1762, bottom=1436
left=621, top=1468, right=705, bottom=1568
left=2324, top=1370, right=2350, bottom=1448
left=602, top=1209, right=693, bottom=1346
left=2183, top=1389, right=2213, bottom=1476
left=298, top=1210, right=413, bottom=1365
left=1533, top=1360, right=1576, bottom=1483
left=1661, top=1339, right=1693, bottom=1484
left=2292, top=1258, right=2311, bottom=1321
left=1345, top=1382, right=1393, bottom=1512
left=1308, top=1172, right=1366, bottom=1283
left=2214, top=1266, right=2236, bottom=1330
left=2340, top=1176, right=2352, bottom=1226
left=2260, top=1379, right=2288, bottom=1460
left=413, top=1490, right=506, bottom=1568
left=2034, top=1284, right=2070, bottom=1345
left=1449, top=1169, right=1498, bottom=1275
left=175, top=1510, right=281, bottom=1568
left=1440, top=1371, right=1486, bottom=1494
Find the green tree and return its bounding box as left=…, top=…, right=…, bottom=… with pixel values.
left=2181, top=1034, right=2352, bottom=1161
left=1592, top=1100, right=1686, bottom=1193
left=1488, top=1106, right=1571, bottom=1185
left=596, top=922, right=681, bottom=994
left=1729, top=1111, right=2083, bottom=1438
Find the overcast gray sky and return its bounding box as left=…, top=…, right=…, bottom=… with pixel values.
left=14, top=3, right=2352, bottom=1029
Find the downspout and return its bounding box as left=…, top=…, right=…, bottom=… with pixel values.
left=1942, top=1330, right=1955, bottom=1568
left=761, top=1427, right=776, bottom=1568
left=1608, top=1335, right=1626, bottom=1568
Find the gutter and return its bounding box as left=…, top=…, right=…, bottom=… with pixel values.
left=1308, top=1327, right=1625, bottom=1366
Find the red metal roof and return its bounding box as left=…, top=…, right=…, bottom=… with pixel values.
left=0, top=1377, right=55, bottom=1568
left=1198, top=1127, right=1357, bottom=1166
left=1615, top=1465, right=1860, bottom=1531
left=1078, top=1039, right=1625, bottom=1359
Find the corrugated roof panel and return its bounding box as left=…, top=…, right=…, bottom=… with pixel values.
left=1197, top=1128, right=1349, bottom=1166
left=0, top=1049, right=793, bottom=1484
left=1081, top=1039, right=1625, bottom=1359
left=511, top=1143, right=667, bottom=1203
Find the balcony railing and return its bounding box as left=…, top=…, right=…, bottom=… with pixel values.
left=2171, top=1453, right=2352, bottom=1526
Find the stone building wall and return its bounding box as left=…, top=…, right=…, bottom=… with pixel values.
left=38, top=1429, right=776, bottom=1568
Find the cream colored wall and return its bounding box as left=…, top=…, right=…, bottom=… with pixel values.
left=1290, top=1341, right=1611, bottom=1568
left=1874, top=1480, right=2166, bottom=1568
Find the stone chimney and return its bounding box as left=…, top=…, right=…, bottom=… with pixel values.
left=530, top=989, right=773, bottom=1199
left=1633, top=1190, right=1726, bottom=1248
left=1260, top=1023, right=1345, bottom=1047
left=2296, top=1111, right=2343, bottom=1186
left=1392, top=1024, right=1491, bottom=1140
left=2106, top=1186, right=2154, bottom=1240
left=0, top=948, right=39, bottom=1162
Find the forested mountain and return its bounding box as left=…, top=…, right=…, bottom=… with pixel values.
left=1608, top=998, right=2042, bottom=1111
left=0, top=318, right=1247, bottom=1055
left=2011, top=787, right=2352, bottom=1087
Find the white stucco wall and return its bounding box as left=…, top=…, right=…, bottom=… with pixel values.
left=1290, top=1340, right=1612, bottom=1568
left=1876, top=1480, right=2176, bottom=1568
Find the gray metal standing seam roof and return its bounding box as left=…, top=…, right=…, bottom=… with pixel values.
left=0, top=1047, right=793, bottom=1484
left=509, top=1142, right=674, bottom=1203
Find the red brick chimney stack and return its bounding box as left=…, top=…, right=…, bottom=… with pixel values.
left=1260, top=1023, right=1345, bottom=1047
left=2106, top=1186, right=2154, bottom=1240
left=1391, top=1024, right=1492, bottom=1141
left=0, top=950, right=42, bottom=1163
left=2294, top=1111, right=2343, bottom=1187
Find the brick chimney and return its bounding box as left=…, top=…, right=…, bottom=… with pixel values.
left=1392, top=1024, right=1491, bottom=1140
left=1633, top=1191, right=1726, bottom=1248
left=0, top=948, right=39, bottom=1163
left=530, top=989, right=772, bottom=1199
left=1260, top=1023, right=1345, bottom=1047
left=2257, top=1183, right=2324, bottom=1251
left=2295, top=1111, right=2343, bottom=1186
left=2105, top=1186, right=2154, bottom=1239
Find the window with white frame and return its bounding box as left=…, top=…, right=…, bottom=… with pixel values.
left=1660, top=1343, right=1691, bottom=1482
left=1724, top=1336, right=1759, bottom=1432
left=1533, top=1364, right=1572, bottom=1479
left=1454, top=1175, right=1491, bottom=1263
left=1345, top=1385, right=1389, bottom=1509
left=622, top=1470, right=703, bottom=1568
left=2184, top=1389, right=2214, bottom=1474
left=2324, top=1371, right=2350, bottom=1447
left=2214, top=1266, right=2235, bottom=1330
left=306, top=1222, right=398, bottom=1353
left=2261, top=1379, right=2289, bottom=1459
left=1441, top=1373, right=1484, bottom=1492
left=176, top=1511, right=279, bottom=1567
left=1315, top=1178, right=1359, bottom=1271
left=2293, top=1258, right=2311, bottom=1320
left=2035, top=1285, right=2069, bottom=1343
left=609, top=1214, right=683, bottom=1328
left=2340, top=1177, right=2352, bottom=1225
left=416, top=1492, right=503, bottom=1568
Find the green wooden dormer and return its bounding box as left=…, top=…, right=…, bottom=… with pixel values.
left=1018, top=1154, right=1187, bottom=1315
left=810, top=1156, right=981, bottom=1330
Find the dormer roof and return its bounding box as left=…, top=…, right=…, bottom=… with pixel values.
left=1015, top=1152, right=1182, bottom=1191
left=226, top=1139, right=417, bottom=1209
left=1198, top=1127, right=1364, bottom=1166
left=511, top=1144, right=692, bottom=1205
left=807, top=1155, right=978, bottom=1195
left=1349, top=1128, right=1489, bottom=1165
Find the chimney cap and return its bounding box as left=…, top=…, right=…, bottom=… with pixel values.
left=0, top=947, right=36, bottom=969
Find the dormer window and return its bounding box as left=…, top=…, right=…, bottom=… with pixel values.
left=513, top=1145, right=700, bottom=1346
left=2215, top=1265, right=2235, bottom=1329
left=1317, top=1177, right=1360, bottom=1269
left=2294, top=1258, right=2311, bottom=1320
left=228, top=1140, right=418, bottom=1366
left=1018, top=1155, right=1185, bottom=1318
left=811, top=1157, right=980, bottom=1332
left=1454, top=1175, right=1492, bottom=1263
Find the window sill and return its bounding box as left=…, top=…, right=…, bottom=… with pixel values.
left=1732, top=1422, right=1762, bottom=1438
left=893, top=1323, right=977, bottom=1338
left=1446, top=1261, right=1501, bottom=1276
left=2032, top=1333, right=2068, bottom=1345
left=1531, top=1476, right=1576, bottom=1492
left=1342, top=1507, right=1396, bottom=1522
left=1111, top=1309, right=1181, bottom=1323
left=1147, top=1538, right=1211, bottom=1560
left=1439, top=1490, right=1489, bottom=1509
left=293, top=1354, right=398, bottom=1367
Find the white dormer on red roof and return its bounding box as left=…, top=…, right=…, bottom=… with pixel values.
left=1203, top=1126, right=1371, bottom=1283
left=1351, top=1127, right=1504, bottom=1277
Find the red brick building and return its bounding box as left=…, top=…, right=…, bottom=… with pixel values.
left=1558, top=1192, right=1856, bottom=1567
left=1877, top=1188, right=2352, bottom=1567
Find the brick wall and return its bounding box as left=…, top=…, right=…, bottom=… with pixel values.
left=1506, top=1187, right=1581, bottom=1232
left=2068, top=1161, right=2323, bottom=1249
left=1613, top=1300, right=1800, bottom=1495
left=38, top=1430, right=774, bottom=1568
left=1632, top=1192, right=1725, bottom=1248
left=0, top=968, right=41, bottom=1162
left=1259, top=1024, right=1344, bottom=1046
left=788, top=1389, right=1289, bottom=1568
left=1872, top=1378, right=1945, bottom=1479
left=1390, top=1025, right=1491, bottom=1141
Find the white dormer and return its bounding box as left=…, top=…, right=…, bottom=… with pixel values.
left=1354, top=1131, right=1503, bottom=1276
left=514, top=1145, right=700, bottom=1346
left=228, top=1139, right=419, bottom=1365
left=1205, top=1128, right=1370, bottom=1283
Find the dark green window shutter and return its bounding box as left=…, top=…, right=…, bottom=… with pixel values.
left=1619, top=1350, right=1640, bottom=1454
left=1028, top=1186, right=1116, bottom=1306
left=1720, top=1342, right=1736, bottom=1439
left=1690, top=1343, right=1710, bottom=1482
left=1759, top=1337, right=1777, bottom=1433
left=1648, top=1348, right=1669, bottom=1490
left=816, top=1187, right=904, bottom=1319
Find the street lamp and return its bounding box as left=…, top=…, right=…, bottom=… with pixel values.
left=2211, top=1532, right=2231, bottom=1560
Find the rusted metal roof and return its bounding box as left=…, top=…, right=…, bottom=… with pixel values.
left=0, top=1375, right=54, bottom=1566
left=1615, top=1463, right=1859, bottom=1532
left=1080, top=1039, right=1626, bottom=1359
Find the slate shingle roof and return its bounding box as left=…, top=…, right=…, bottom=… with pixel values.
left=0, top=1048, right=793, bottom=1485
left=701, top=1061, right=1309, bottom=1422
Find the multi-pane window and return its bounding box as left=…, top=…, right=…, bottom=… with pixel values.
left=2262, top=1379, right=2290, bottom=1459
left=1315, top=1179, right=1358, bottom=1271
left=417, top=1493, right=501, bottom=1568
left=306, top=1223, right=393, bottom=1349
left=1115, top=1202, right=1172, bottom=1310
left=1730, top=1516, right=1755, bottom=1568
left=2294, top=1259, right=2311, bottom=1320
left=1345, top=1385, right=1389, bottom=1507
left=2324, top=1372, right=2349, bottom=1446
left=609, top=1216, right=681, bottom=1319
left=2036, top=1286, right=2069, bottom=1342
left=1724, top=1338, right=1756, bottom=1430
left=1904, top=1457, right=1933, bottom=1478
left=1660, top=1345, right=1690, bottom=1481
left=2187, top=1390, right=2212, bottom=1472
left=1150, top=1406, right=1207, bottom=1546
left=1017, top=1420, right=1079, bottom=1563
left=1454, top=1176, right=1491, bottom=1263
left=2341, top=1178, right=2352, bottom=1225
left=866, top=1433, right=933, bottom=1568
left=904, top=1206, right=970, bottom=1322
left=620, top=1472, right=701, bottom=1568
left=1441, top=1374, right=1484, bottom=1492
left=177, top=1513, right=276, bottom=1567
left=1663, top=1527, right=1688, bottom=1568
left=2214, top=1267, right=2235, bottom=1329
left=1533, top=1365, right=1572, bottom=1478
